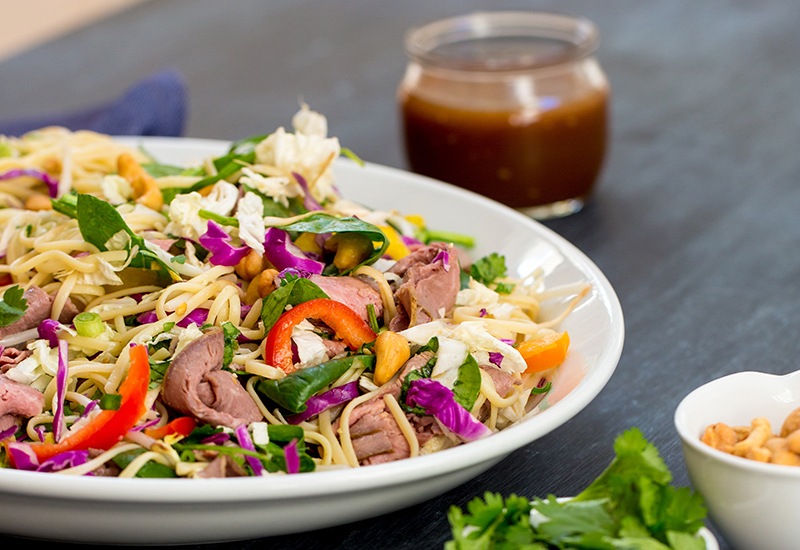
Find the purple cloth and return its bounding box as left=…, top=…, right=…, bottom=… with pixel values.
left=0, top=69, right=188, bottom=137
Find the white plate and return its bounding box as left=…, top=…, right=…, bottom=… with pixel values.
left=0, top=138, right=624, bottom=544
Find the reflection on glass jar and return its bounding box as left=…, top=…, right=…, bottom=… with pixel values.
left=398, top=11, right=610, bottom=219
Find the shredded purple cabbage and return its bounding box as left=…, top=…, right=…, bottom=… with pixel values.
left=36, top=450, right=90, bottom=473
left=284, top=439, right=300, bottom=474
left=285, top=381, right=360, bottom=425
left=0, top=425, right=16, bottom=442
left=38, top=318, right=65, bottom=347
left=201, top=432, right=231, bottom=446
left=199, top=220, right=251, bottom=266
left=0, top=168, right=59, bottom=198
left=52, top=340, right=69, bottom=442
left=7, top=442, right=39, bottom=470
left=292, top=172, right=323, bottom=211
left=406, top=378, right=492, bottom=442
left=132, top=417, right=160, bottom=432
left=34, top=424, right=47, bottom=442
left=263, top=227, right=324, bottom=274
left=401, top=235, right=424, bottom=247
left=488, top=352, right=504, bottom=368
left=137, top=308, right=208, bottom=327
left=433, top=249, right=451, bottom=272
left=234, top=425, right=266, bottom=476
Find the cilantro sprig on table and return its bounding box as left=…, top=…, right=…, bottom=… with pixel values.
left=446, top=429, right=708, bottom=550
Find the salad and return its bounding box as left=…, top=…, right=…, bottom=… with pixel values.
left=0, top=106, right=589, bottom=477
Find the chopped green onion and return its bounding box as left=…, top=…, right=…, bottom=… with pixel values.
left=199, top=209, right=239, bottom=227
left=531, top=381, right=552, bottom=395
left=419, top=228, right=475, bottom=248
left=74, top=311, right=104, bottom=338
left=366, top=303, right=380, bottom=333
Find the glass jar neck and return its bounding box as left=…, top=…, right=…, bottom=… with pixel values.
left=404, top=11, right=599, bottom=73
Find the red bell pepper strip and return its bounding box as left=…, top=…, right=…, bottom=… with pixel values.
left=144, top=416, right=197, bottom=440
left=29, top=343, right=150, bottom=462
left=263, top=298, right=377, bottom=374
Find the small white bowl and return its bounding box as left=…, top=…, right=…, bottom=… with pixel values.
left=675, top=370, right=800, bottom=550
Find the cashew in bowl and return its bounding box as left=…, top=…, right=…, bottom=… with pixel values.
left=701, top=407, right=800, bottom=466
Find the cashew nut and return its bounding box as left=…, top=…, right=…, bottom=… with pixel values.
left=732, top=417, right=772, bottom=458
left=701, top=423, right=737, bottom=454
left=235, top=249, right=269, bottom=281
left=764, top=437, right=800, bottom=466
left=118, top=152, right=163, bottom=211
left=244, top=268, right=280, bottom=305
left=780, top=407, right=800, bottom=437
left=24, top=193, right=53, bottom=211
left=373, top=331, right=411, bottom=386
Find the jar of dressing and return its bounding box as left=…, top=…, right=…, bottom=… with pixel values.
left=398, top=11, right=610, bottom=219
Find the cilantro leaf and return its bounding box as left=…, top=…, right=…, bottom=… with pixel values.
left=0, top=285, right=27, bottom=327
left=446, top=429, right=709, bottom=550
left=531, top=496, right=616, bottom=544
left=221, top=321, right=241, bottom=368
left=446, top=493, right=540, bottom=550
left=469, top=253, right=513, bottom=294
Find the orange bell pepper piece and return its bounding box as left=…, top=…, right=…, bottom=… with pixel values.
left=263, top=298, right=377, bottom=374
left=517, top=331, right=570, bottom=374
left=30, top=343, right=151, bottom=462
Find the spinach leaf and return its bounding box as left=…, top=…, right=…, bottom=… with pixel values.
left=260, top=276, right=329, bottom=333
left=240, top=184, right=297, bottom=218
left=75, top=193, right=178, bottom=279
left=0, top=285, right=27, bottom=327
left=141, top=162, right=204, bottom=179
left=452, top=354, right=481, bottom=412
left=278, top=213, right=389, bottom=274
left=266, top=424, right=304, bottom=443
left=111, top=449, right=178, bottom=478
left=161, top=147, right=257, bottom=203
left=227, top=134, right=270, bottom=156
left=256, top=355, right=374, bottom=413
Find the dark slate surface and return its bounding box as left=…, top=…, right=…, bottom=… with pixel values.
left=3, top=1, right=800, bottom=548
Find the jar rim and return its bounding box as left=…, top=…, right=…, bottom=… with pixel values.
left=404, top=11, right=600, bottom=72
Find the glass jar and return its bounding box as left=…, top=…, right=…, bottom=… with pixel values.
left=398, top=11, right=610, bottom=219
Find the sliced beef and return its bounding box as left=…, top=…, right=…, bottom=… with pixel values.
left=308, top=274, right=383, bottom=325
left=388, top=242, right=460, bottom=331
left=338, top=351, right=435, bottom=466
left=161, top=328, right=262, bottom=429
left=407, top=413, right=443, bottom=447
left=0, top=347, right=32, bottom=374
left=480, top=365, right=521, bottom=399
left=196, top=454, right=249, bottom=478
left=88, top=449, right=123, bottom=477
left=0, top=285, right=79, bottom=341
left=0, top=373, right=44, bottom=433
left=321, top=338, right=347, bottom=358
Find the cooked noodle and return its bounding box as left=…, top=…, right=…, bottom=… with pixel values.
left=0, top=110, right=588, bottom=478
